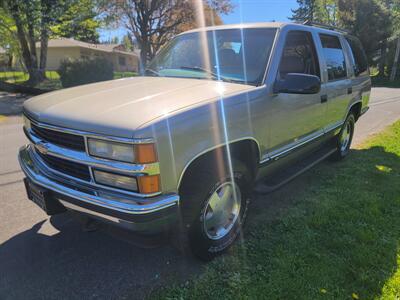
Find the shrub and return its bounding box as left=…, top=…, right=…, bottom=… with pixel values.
left=58, top=58, right=114, bottom=88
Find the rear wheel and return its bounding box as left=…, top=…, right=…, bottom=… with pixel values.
left=179, top=158, right=253, bottom=261
left=331, top=113, right=355, bottom=160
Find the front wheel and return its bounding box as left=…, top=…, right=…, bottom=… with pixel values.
left=331, top=113, right=355, bottom=161
left=179, top=158, right=252, bottom=261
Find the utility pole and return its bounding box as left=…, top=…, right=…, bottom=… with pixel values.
left=390, top=37, right=400, bottom=82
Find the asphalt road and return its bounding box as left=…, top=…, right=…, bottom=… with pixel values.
left=0, top=87, right=399, bottom=300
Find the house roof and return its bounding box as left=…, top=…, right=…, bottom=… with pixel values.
left=36, top=39, right=138, bottom=57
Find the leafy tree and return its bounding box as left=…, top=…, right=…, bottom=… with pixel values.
left=50, top=0, right=101, bottom=43
left=337, top=0, right=392, bottom=70
left=104, top=0, right=233, bottom=71
left=0, top=0, right=101, bottom=85
left=290, top=0, right=317, bottom=22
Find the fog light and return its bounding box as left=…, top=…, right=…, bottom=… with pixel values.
left=93, top=169, right=138, bottom=192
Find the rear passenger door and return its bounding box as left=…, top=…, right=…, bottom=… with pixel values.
left=318, top=34, right=352, bottom=132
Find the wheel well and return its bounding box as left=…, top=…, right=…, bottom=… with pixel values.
left=350, top=102, right=362, bottom=121
left=178, top=139, right=260, bottom=190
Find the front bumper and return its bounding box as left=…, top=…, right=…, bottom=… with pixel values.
left=18, top=144, right=179, bottom=233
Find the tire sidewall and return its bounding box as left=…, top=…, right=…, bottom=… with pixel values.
left=337, top=113, right=355, bottom=158
left=188, top=167, right=251, bottom=260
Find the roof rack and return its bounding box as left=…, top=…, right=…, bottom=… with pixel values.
left=302, top=20, right=350, bottom=34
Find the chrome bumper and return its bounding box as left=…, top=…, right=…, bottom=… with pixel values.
left=19, top=144, right=179, bottom=233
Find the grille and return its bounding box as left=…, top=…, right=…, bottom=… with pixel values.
left=37, top=151, right=91, bottom=181
left=31, top=123, right=86, bottom=151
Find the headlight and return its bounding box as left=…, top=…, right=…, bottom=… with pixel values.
left=93, top=169, right=138, bottom=192
left=87, top=138, right=157, bottom=164
left=88, top=138, right=135, bottom=163
left=23, top=115, right=31, bottom=131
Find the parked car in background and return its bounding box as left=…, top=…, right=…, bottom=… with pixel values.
left=19, top=22, right=370, bottom=260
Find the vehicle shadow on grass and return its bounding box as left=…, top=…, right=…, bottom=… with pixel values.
left=240, top=146, right=400, bottom=299
left=0, top=212, right=202, bottom=300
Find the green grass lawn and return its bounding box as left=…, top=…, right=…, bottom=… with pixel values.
left=158, top=121, right=400, bottom=299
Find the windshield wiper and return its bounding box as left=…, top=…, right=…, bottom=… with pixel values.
left=179, top=66, right=243, bottom=84
left=145, top=68, right=160, bottom=76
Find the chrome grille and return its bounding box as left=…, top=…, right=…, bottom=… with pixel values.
left=31, top=123, right=86, bottom=151
left=37, top=151, right=91, bottom=181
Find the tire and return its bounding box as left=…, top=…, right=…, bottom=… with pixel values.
left=179, top=157, right=253, bottom=261
left=331, top=112, right=355, bottom=161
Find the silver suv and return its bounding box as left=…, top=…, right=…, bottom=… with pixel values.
left=19, top=22, right=371, bottom=260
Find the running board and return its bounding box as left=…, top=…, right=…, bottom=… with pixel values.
left=254, top=146, right=336, bottom=194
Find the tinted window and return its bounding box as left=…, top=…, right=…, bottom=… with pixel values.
left=279, top=31, right=320, bottom=78
left=319, top=34, right=347, bottom=81
left=345, top=36, right=368, bottom=76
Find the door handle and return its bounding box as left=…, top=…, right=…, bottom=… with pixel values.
left=321, top=95, right=328, bottom=103
left=347, top=87, right=353, bottom=94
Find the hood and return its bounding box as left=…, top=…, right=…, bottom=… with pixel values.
left=24, top=76, right=255, bottom=138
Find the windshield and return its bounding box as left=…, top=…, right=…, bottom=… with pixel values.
left=147, top=28, right=277, bottom=86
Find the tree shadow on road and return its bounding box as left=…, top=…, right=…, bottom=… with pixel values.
left=0, top=92, right=30, bottom=116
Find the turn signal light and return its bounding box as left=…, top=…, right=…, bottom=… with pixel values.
left=135, top=144, right=157, bottom=164
left=138, top=175, right=160, bottom=194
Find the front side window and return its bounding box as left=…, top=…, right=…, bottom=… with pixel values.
left=319, top=34, right=347, bottom=81
left=147, top=28, right=277, bottom=86
left=278, top=30, right=320, bottom=78
left=345, top=36, right=368, bottom=76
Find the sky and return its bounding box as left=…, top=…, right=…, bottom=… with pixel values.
left=99, top=0, right=298, bottom=42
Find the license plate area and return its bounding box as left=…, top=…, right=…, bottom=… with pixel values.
left=24, top=178, right=66, bottom=215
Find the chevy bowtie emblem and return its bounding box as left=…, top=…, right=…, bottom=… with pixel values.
left=35, top=142, right=49, bottom=155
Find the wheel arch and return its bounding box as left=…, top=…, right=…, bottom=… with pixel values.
left=348, top=101, right=362, bottom=121
left=177, top=138, right=261, bottom=191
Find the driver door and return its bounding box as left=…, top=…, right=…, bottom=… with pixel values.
left=267, top=30, right=326, bottom=158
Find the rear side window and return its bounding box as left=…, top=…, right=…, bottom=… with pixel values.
left=278, top=30, right=320, bottom=79
left=319, top=34, right=347, bottom=81
left=345, top=36, right=368, bottom=76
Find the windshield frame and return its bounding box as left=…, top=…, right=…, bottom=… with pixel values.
left=147, top=27, right=278, bottom=86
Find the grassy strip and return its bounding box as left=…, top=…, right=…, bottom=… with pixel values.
left=158, top=121, right=400, bottom=299
left=371, top=76, right=400, bottom=88
left=0, top=71, right=137, bottom=90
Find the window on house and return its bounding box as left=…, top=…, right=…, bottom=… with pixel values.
left=319, top=34, right=347, bottom=81
left=119, top=56, right=126, bottom=66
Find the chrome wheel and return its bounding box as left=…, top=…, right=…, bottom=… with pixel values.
left=340, top=121, right=352, bottom=152
left=203, top=181, right=241, bottom=240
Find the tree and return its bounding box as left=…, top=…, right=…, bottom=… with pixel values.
left=290, top=0, right=317, bottom=23
left=105, top=0, right=233, bottom=71
left=337, top=0, right=392, bottom=70
left=50, top=0, right=101, bottom=43
left=0, top=0, right=101, bottom=85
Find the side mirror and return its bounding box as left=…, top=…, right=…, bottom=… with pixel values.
left=274, top=73, right=321, bottom=94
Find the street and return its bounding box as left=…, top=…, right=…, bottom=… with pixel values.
left=0, top=87, right=399, bottom=299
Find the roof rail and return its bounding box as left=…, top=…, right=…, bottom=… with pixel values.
left=302, top=20, right=350, bottom=34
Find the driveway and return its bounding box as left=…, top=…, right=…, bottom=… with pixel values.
left=0, top=87, right=399, bottom=299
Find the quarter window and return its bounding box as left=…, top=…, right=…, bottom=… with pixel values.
left=319, top=34, right=347, bottom=81
left=345, top=36, right=368, bottom=76
left=279, top=31, right=320, bottom=79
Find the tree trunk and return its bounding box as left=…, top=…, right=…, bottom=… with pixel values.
left=139, top=41, right=149, bottom=74
left=390, top=38, right=400, bottom=82
left=379, top=40, right=387, bottom=77
left=9, top=2, right=40, bottom=86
